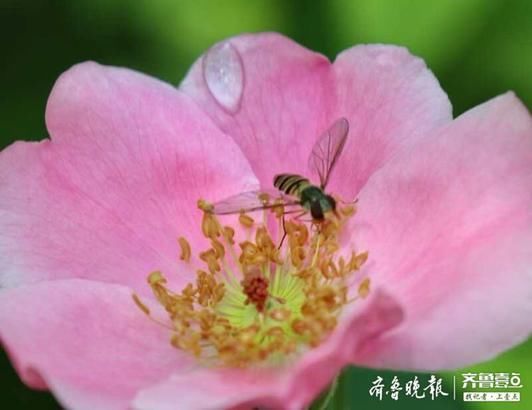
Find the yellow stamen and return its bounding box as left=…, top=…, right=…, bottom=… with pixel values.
left=340, top=204, right=357, bottom=217
left=239, top=212, right=254, bottom=228
left=132, top=293, right=150, bottom=315
left=223, top=226, right=235, bottom=245
left=202, top=211, right=220, bottom=239
left=178, top=237, right=191, bottom=262
left=358, top=277, right=371, bottom=298
left=350, top=251, right=369, bottom=270
left=210, top=238, right=225, bottom=259
left=136, top=201, right=370, bottom=367
left=197, top=198, right=213, bottom=212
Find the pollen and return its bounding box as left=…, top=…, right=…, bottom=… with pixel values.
left=134, top=199, right=370, bottom=368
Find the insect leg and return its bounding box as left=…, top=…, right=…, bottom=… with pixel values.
left=292, top=210, right=312, bottom=223
left=278, top=209, right=308, bottom=249
left=337, top=196, right=359, bottom=205
left=278, top=214, right=288, bottom=249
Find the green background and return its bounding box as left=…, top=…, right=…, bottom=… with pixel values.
left=1, top=0, right=530, bottom=409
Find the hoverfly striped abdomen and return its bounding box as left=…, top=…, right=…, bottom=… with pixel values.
left=274, top=174, right=311, bottom=197
left=209, top=118, right=349, bottom=222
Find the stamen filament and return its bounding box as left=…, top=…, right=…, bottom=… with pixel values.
left=311, top=233, right=322, bottom=267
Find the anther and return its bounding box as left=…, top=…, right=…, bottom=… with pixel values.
left=358, top=278, right=371, bottom=298
left=290, top=246, right=306, bottom=268
left=239, top=212, right=254, bottom=228
left=239, top=241, right=267, bottom=266
left=350, top=251, right=369, bottom=270
left=197, top=198, right=214, bottom=212
left=291, top=318, right=307, bottom=335
left=178, top=237, right=192, bottom=262
left=223, top=226, right=235, bottom=244
left=255, top=226, right=275, bottom=251
left=210, top=238, right=225, bottom=259
left=202, top=212, right=221, bottom=239
left=269, top=308, right=291, bottom=321
left=340, top=204, right=356, bottom=217
left=148, top=271, right=166, bottom=286
left=258, top=192, right=271, bottom=204
left=266, top=326, right=285, bottom=337
left=132, top=293, right=150, bottom=315
left=199, top=249, right=221, bottom=273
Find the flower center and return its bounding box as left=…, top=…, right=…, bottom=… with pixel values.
left=133, top=200, right=370, bottom=368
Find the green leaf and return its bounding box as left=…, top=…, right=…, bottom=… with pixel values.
left=331, top=0, right=499, bottom=71
left=442, top=340, right=532, bottom=410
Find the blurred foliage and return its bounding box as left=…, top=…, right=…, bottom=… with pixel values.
left=0, top=0, right=530, bottom=409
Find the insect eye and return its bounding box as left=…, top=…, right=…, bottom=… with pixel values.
left=326, top=195, right=337, bottom=210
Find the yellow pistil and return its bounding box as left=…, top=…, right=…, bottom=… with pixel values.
left=134, top=199, right=371, bottom=368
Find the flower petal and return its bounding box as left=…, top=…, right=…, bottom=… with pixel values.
left=0, top=279, right=191, bottom=410
left=351, top=93, right=532, bottom=369
left=180, top=32, right=334, bottom=186
left=181, top=34, right=452, bottom=196
left=330, top=44, right=452, bottom=198
left=133, top=290, right=403, bottom=410
left=0, top=62, right=257, bottom=292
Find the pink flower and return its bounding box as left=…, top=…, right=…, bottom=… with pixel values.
left=0, top=32, right=531, bottom=410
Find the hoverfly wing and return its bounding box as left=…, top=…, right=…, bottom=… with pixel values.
left=308, top=117, right=349, bottom=189
left=210, top=190, right=300, bottom=215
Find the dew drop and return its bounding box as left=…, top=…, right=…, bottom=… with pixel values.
left=202, top=41, right=244, bottom=113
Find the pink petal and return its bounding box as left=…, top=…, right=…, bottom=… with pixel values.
left=0, top=279, right=192, bottom=410
left=181, top=33, right=451, bottom=196
left=133, top=290, right=403, bottom=410
left=330, top=44, right=452, bottom=198
left=0, top=62, right=257, bottom=293
left=351, top=93, right=532, bottom=369
left=180, top=32, right=335, bottom=186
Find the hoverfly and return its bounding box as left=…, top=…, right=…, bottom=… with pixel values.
left=208, top=117, right=349, bottom=223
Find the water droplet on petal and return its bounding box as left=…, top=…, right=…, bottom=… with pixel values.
left=202, top=41, right=244, bottom=113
